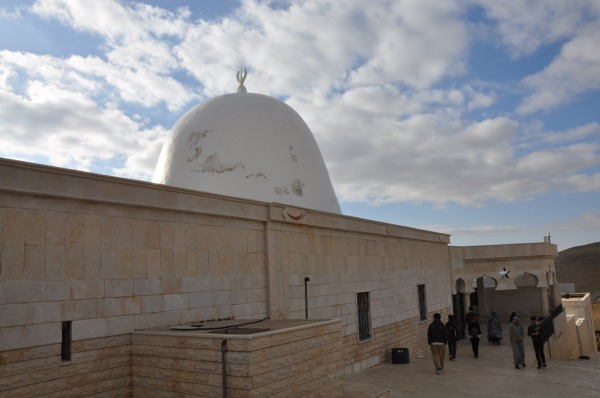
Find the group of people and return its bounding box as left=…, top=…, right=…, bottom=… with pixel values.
left=426, top=307, right=547, bottom=374
left=507, top=312, right=547, bottom=369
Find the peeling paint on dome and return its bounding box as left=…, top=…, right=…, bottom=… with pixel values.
left=289, top=145, right=298, bottom=162
left=153, top=92, right=341, bottom=214
left=246, top=172, right=268, bottom=180
left=186, top=130, right=210, bottom=162
left=200, top=153, right=245, bottom=174
left=292, top=179, right=304, bottom=196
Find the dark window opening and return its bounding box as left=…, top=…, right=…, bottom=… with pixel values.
left=418, top=284, right=427, bottom=322
left=61, top=321, right=72, bottom=361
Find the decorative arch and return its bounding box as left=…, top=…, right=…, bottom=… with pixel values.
left=483, top=275, right=498, bottom=289
left=514, top=272, right=538, bottom=287
left=471, top=275, right=497, bottom=289
left=455, top=278, right=466, bottom=293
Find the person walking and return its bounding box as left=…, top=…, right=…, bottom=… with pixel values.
left=487, top=311, right=503, bottom=345
left=445, top=314, right=458, bottom=360
left=528, top=316, right=547, bottom=369
left=509, top=316, right=526, bottom=369
left=427, top=313, right=448, bottom=374
left=468, top=319, right=481, bottom=358
left=465, top=306, right=478, bottom=326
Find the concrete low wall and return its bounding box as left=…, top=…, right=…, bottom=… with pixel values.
left=131, top=319, right=344, bottom=398
left=562, top=293, right=598, bottom=355
left=548, top=313, right=579, bottom=360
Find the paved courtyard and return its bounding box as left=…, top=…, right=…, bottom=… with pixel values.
left=345, top=325, right=600, bottom=397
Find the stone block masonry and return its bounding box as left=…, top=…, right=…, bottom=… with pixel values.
left=131, top=319, right=344, bottom=398
left=0, top=335, right=131, bottom=397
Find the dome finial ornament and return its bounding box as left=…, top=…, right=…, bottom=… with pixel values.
left=236, top=66, right=247, bottom=93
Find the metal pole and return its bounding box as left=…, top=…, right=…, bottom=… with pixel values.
left=304, top=277, right=310, bottom=319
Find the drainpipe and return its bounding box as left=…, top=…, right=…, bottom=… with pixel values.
left=221, top=339, right=228, bottom=398
left=304, top=277, right=310, bottom=319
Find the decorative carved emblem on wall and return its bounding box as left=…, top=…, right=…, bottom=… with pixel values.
left=282, top=207, right=308, bottom=222
left=499, top=267, right=511, bottom=279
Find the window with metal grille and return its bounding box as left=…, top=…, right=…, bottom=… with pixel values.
left=418, top=284, right=427, bottom=321
left=357, top=291, right=372, bottom=341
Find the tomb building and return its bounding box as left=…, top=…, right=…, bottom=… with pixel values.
left=0, top=73, right=591, bottom=397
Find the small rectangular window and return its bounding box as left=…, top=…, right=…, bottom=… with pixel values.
left=357, top=291, right=372, bottom=341
left=418, top=284, right=427, bottom=322
left=61, top=321, right=72, bottom=361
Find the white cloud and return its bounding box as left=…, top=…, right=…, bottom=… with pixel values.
left=0, top=80, right=167, bottom=178
left=517, top=144, right=598, bottom=176
left=518, top=24, right=600, bottom=114
left=464, top=85, right=496, bottom=110
left=554, top=212, right=600, bottom=233
left=432, top=224, right=522, bottom=236
left=0, top=0, right=598, bottom=213
left=540, top=123, right=600, bottom=145
left=174, top=0, right=469, bottom=97
left=474, top=0, right=593, bottom=57
left=28, top=0, right=196, bottom=111
left=473, top=1, right=600, bottom=114
left=565, top=173, right=600, bottom=193
left=32, top=0, right=190, bottom=43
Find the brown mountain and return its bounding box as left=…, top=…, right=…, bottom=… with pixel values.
left=555, top=242, right=600, bottom=294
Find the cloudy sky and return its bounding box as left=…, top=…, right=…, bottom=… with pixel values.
left=1, top=0, right=599, bottom=251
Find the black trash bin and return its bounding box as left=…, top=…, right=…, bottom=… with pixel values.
left=391, top=348, right=409, bottom=364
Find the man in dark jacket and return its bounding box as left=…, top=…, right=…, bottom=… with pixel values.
left=445, top=314, right=458, bottom=360
left=528, top=316, right=547, bottom=369
left=427, top=313, right=448, bottom=374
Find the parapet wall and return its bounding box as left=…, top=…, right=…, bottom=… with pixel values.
left=131, top=319, right=344, bottom=398
left=562, top=293, right=598, bottom=355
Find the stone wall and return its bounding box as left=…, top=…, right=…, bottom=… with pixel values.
left=131, top=320, right=343, bottom=397
left=0, top=159, right=453, bottom=394
left=485, top=286, right=541, bottom=319
left=562, top=293, right=598, bottom=355
left=0, top=335, right=131, bottom=397
left=0, top=197, right=269, bottom=353
left=269, top=217, right=452, bottom=373
left=341, top=315, right=437, bottom=375
left=548, top=312, right=579, bottom=360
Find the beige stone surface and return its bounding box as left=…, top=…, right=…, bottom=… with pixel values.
left=131, top=319, right=344, bottom=397
left=0, top=159, right=572, bottom=396
left=0, top=335, right=132, bottom=397
left=344, top=330, right=600, bottom=398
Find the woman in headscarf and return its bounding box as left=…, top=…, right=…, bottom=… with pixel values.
left=487, top=311, right=502, bottom=345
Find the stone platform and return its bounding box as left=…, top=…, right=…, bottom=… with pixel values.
left=344, top=324, right=600, bottom=397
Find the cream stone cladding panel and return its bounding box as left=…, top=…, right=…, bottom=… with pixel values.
left=0, top=159, right=269, bottom=352
left=131, top=319, right=344, bottom=398
left=0, top=334, right=132, bottom=397
left=264, top=204, right=452, bottom=370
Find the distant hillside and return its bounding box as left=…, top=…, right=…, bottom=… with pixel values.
left=555, top=242, right=600, bottom=294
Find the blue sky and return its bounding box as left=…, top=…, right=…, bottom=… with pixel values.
left=1, top=0, right=599, bottom=252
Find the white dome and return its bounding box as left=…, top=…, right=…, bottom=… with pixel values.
left=153, top=92, right=341, bottom=214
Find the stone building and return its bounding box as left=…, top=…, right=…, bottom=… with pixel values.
left=0, top=76, right=594, bottom=397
